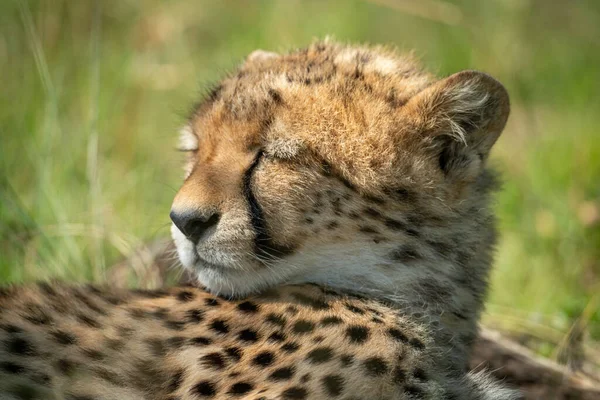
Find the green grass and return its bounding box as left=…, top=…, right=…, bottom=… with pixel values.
left=1, top=0, right=599, bottom=368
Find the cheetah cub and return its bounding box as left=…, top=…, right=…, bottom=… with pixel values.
left=0, top=41, right=519, bottom=399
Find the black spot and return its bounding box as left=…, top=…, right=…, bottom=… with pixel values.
left=228, top=382, right=254, bottom=395
left=72, top=290, right=108, bottom=315
left=31, top=372, right=51, bottom=386
left=384, top=218, right=419, bottom=236
left=252, top=351, right=275, bottom=367
left=237, top=301, right=259, bottom=313
left=393, top=187, right=416, bottom=202
left=413, top=368, right=428, bottom=381
left=286, top=305, right=299, bottom=315
left=409, top=337, right=425, bottom=350
left=359, top=225, right=379, bottom=234
left=164, top=320, right=186, bottom=331
left=300, top=373, right=311, bottom=383
left=393, top=367, right=406, bottom=384
left=268, top=331, right=286, bottom=342
left=167, top=336, right=186, bottom=349
left=339, top=176, right=357, bottom=191
left=389, top=246, right=421, bottom=263
left=193, top=380, right=217, bottom=397
left=452, top=311, right=468, bottom=320
left=186, top=309, right=204, bottom=323
left=83, top=349, right=105, bottom=361
left=269, top=366, right=295, bottom=381
left=306, top=347, right=333, bottom=364
left=0, top=361, right=26, bottom=374
left=405, top=385, right=425, bottom=398
left=55, top=358, right=77, bottom=375
left=340, top=354, right=355, bottom=367
left=206, top=83, right=222, bottom=102
left=146, top=338, right=166, bottom=357
left=117, top=326, right=134, bottom=337
left=190, top=336, right=212, bottom=346
left=426, top=239, right=454, bottom=258
left=281, top=386, right=308, bottom=399
left=95, top=367, right=126, bottom=387
left=322, top=374, right=345, bottom=397
left=128, top=308, right=148, bottom=319
left=38, top=281, right=57, bottom=296
left=363, top=357, right=389, bottom=376
left=291, top=293, right=330, bottom=310
left=210, top=319, right=229, bottom=334
left=364, top=194, right=386, bottom=205
left=150, top=308, right=168, bottom=320
left=363, top=207, right=382, bottom=219
left=225, top=346, right=243, bottom=361
left=168, top=370, right=184, bottom=392
left=106, top=338, right=125, bottom=351
left=348, top=211, right=361, bottom=219
left=1, top=324, right=23, bottom=334
left=326, top=221, right=339, bottom=230
left=77, top=314, right=101, bottom=328
left=388, top=328, right=409, bottom=343
left=238, top=328, right=259, bottom=342
left=51, top=330, right=77, bottom=345
left=23, top=304, right=52, bottom=325
left=66, top=396, right=98, bottom=400
left=176, top=291, right=195, bottom=302
left=345, top=325, right=370, bottom=344
left=281, top=342, right=300, bottom=353
left=200, top=352, right=227, bottom=370
left=6, top=336, right=37, bottom=356
left=321, top=316, right=343, bottom=326
left=265, top=313, right=287, bottom=327
left=312, top=335, right=325, bottom=343
left=205, top=298, right=220, bottom=307
left=268, top=88, right=284, bottom=104
left=345, top=304, right=365, bottom=315
left=292, top=320, right=315, bottom=334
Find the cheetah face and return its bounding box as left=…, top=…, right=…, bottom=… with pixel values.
left=170, top=42, right=509, bottom=297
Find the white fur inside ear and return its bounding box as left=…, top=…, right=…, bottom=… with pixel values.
left=247, top=50, right=279, bottom=63
left=444, top=83, right=490, bottom=145
left=178, top=125, right=198, bottom=151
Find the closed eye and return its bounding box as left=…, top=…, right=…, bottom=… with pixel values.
left=177, top=125, right=199, bottom=152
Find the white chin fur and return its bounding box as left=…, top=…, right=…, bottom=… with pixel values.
left=171, top=224, right=198, bottom=268
left=171, top=223, right=297, bottom=297
left=172, top=223, right=408, bottom=299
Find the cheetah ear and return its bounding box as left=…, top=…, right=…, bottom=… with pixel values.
left=406, top=70, right=510, bottom=177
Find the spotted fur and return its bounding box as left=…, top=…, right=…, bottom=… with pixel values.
left=1, top=40, right=518, bottom=399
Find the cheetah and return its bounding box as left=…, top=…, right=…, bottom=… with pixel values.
left=0, top=41, right=519, bottom=399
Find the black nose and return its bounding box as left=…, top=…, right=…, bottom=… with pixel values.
left=170, top=210, right=220, bottom=244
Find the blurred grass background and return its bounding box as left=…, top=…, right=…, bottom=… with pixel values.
left=0, top=0, right=599, bottom=371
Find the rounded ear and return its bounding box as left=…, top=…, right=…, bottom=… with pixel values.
left=405, top=70, right=510, bottom=177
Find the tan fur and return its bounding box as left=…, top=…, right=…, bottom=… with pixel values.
left=1, top=41, right=518, bottom=399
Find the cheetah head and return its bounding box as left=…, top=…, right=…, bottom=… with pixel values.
left=170, top=41, right=509, bottom=298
